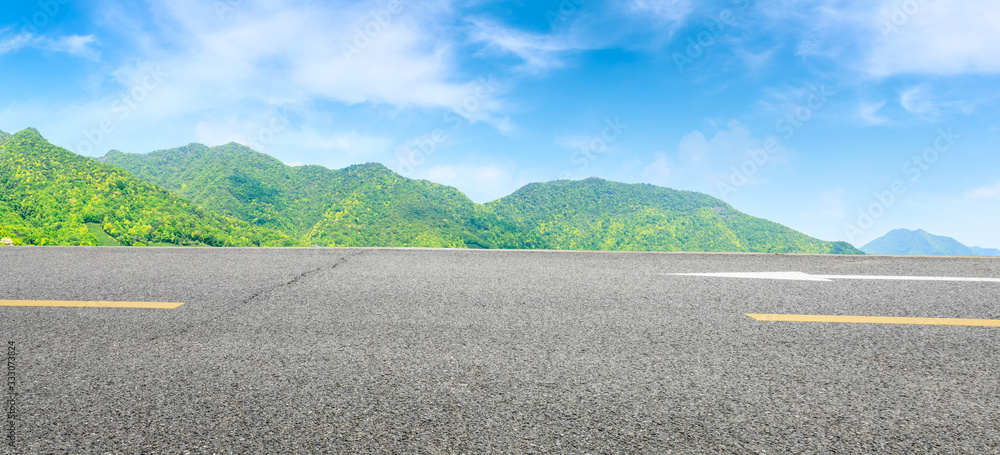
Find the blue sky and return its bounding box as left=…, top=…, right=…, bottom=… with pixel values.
left=2, top=0, right=999, bottom=248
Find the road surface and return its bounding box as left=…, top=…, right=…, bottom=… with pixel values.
left=1, top=247, right=998, bottom=453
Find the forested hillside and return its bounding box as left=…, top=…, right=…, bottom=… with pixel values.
left=100, top=140, right=861, bottom=253
left=0, top=127, right=861, bottom=252
left=100, top=144, right=496, bottom=247
left=483, top=179, right=859, bottom=253
left=0, top=129, right=296, bottom=246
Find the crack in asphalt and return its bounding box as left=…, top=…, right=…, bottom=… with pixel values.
left=146, top=251, right=363, bottom=342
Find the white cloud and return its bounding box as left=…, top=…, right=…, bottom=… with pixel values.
left=96, top=1, right=507, bottom=125
left=49, top=35, right=100, bottom=59
left=628, top=120, right=786, bottom=193
left=896, top=84, right=980, bottom=120
left=870, top=0, right=1000, bottom=76
left=3, top=0, right=520, bottom=159
left=966, top=182, right=1000, bottom=200
left=676, top=130, right=709, bottom=164
left=420, top=163, right=520, bottom=203
left=0, top=31, right=99, bottom=59
left=0, top=32, right=33, bottom=55
left=296, top=130, right=393, bottom=159
left=679, top=120, right=782, bottom=173
left=858, top=100, right=889, bottom=125
left=759, top=0, right=871, bottom=62
left=748, top=0, right=1000, bottom=78
left=639, top=152, right=672, bottom=187
left=629, top=0, right=692, bottom=24
left=736, top=49, right=777, bottom=72
left=899, top=85, right=935, bottom=116
left=193, top=115, right=392, bottom=164
left=619, top=0, right=693, bottom=43
left=468, top=18, right=588, bottom=74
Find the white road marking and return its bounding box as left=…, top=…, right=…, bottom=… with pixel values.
left=670, top=271, right=1000, bottom=283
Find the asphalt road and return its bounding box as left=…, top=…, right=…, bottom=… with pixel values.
left=1, top=247, right=999, bottom=453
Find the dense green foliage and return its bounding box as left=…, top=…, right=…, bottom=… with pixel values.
left=482, top=179, right=860, bottom=253
left=300, top=164, right=490, bottom=247
left=0, top=129, right=297, bottom=246
left=861, top=229, right=999, bottom=256
left=84, top=222, right=121, bottom=246
left=100, top=144, right=491, bottom=247
left=99, top=140, right=861, bottom=253
left=0, top=127, right=863, bottom=253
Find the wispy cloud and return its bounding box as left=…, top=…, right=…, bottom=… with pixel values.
left=898, top=84, right=981, bottom=120
left=899, top=85, right=935, bottom=117
left=858, top=100, right=889, bottom=125
left=468, top=18, right=589, bottom=74
left=869, top=0, right=1000, bottom=76
left=967, top=182, right=1000, bottom=200
left=0, top=32, right=33, bottom=55
left=629, top=0, right=692, bottom=24
left=740, top=0, right=1000, bottom=79
left=0, top=31, right=99, bottom=59
left=97, top=0, right=505, bottom=122
left=627, top=120, right=787, bottom=193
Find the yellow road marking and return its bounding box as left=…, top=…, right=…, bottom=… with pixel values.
left=746, top=313, right=1000, bottom=327
left=0, top=300, right=184, bottom=309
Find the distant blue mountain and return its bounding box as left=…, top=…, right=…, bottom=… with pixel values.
left=862, top=229, right=1000, bottom=256
left=971, top=246, right=1000, bottom=257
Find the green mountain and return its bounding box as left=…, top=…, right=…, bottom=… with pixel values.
left=0, top=128, right=296, bottom=246
left=484, top=179, right=860, bottom=253
left=99, top=143, right=493, bottom=248
left=0, top=129, right=10, bottom=145
left=100, top=141, right=860, bottom=253
left=861, top=229, right=999, bottom=256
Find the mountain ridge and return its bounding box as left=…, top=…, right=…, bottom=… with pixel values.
left=0, top=128, right=295, bottom=246
left=861, top=229, right=999, bottom=256
left=99, top=142, right=486, bottom=246
left=484, top=178, right=859, bottom=253
left=98, top=137, right=861, bottom=253
left=0, top=127, right=860, bottom=252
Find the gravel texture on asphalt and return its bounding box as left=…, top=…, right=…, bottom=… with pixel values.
left=1, top=247, right=999, bottom=453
